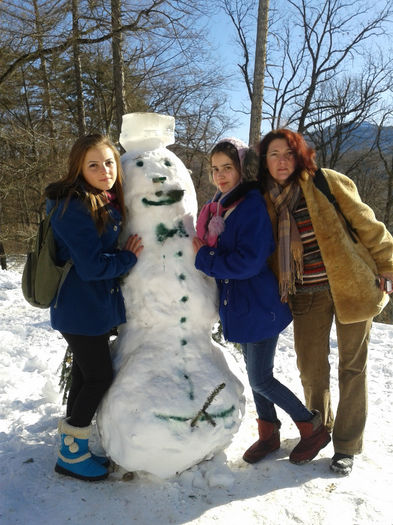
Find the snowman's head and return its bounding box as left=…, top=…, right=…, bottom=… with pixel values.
left=121, top=147, right=197, bottom=225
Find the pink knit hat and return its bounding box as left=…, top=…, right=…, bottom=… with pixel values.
left=216, top=137, right=249, bottom=174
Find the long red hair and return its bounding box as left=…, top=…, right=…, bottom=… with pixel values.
left=258, top=129, right=317, bottom=191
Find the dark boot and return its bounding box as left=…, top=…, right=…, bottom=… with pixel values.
left=243, top=419, right=281, bottom=464
left=330, top=453, right=354, bottom=475
left=290, top=410, right=331, bottom=464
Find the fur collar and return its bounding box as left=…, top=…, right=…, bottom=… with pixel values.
left=218, top=181, right=260, bottom=208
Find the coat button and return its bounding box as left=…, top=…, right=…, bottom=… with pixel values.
left=110, top=288, right=114, bottom=294
left=113, top=225, right=118, bottom=231
left=224, top=279, right=229, bottom=283
left=209, top=251, right=215, bottom=256
left=223, top=299, right=228, bottom=306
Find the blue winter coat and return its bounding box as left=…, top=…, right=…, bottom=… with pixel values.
left=195, top=187, right=292, bottom=343
left=47, top=197, right=137, bottom=336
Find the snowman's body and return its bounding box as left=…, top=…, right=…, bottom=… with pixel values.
left=97, top=113, right=244, bottom=479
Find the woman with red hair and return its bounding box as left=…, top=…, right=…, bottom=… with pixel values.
left=258, top=128, right=393, bottom=475
left=194, top=138, right=331, bottom=467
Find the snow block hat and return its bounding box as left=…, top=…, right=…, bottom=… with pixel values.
left=120, top=112, right=175, bottom=152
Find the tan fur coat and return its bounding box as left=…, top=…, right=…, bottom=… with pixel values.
left=264, top=168, right=393, bottom=323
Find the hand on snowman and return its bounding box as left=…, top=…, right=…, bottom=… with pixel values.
left=192, top=236, right=206, bottom=254
left=124, top=234, right=144, bottom=258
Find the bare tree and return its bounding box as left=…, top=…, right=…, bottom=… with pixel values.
left=309, top=53, right=393, bottom=167
left=72, top=0, right=87, bottom=136
left=111, top=0, right=127, bottom=138
left=0, top=0, right=167, bottom=86
left=220, top=0, right=263, bottom=144
left=32, top=0, right=58, bottom=153
left=249, top=0, right=269, bottom=146
left=220, top=0, right=256, bottom=101
left=265, top=0, right=393, bottom=134
left=0, top=0, right=235, bottom=253
left=375, top=114, right=393, bottom=228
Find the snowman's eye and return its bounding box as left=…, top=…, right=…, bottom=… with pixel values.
left=136, top=160, right=144, bottom=167
left=164, top=159, right=172, bottom=167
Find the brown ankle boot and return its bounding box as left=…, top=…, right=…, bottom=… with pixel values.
left=243, top=419, right=281, bottom=464
left=289, top=410, right=331, bottom=464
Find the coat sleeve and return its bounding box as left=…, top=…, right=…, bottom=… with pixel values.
left=51, top=199, right=137, bottom=281
left=195, top=195, right=275, bottom=280
left=325, top=169, right=393, bottom=273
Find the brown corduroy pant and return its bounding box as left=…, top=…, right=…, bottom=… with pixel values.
left=288, top=289, right=372, bottom=455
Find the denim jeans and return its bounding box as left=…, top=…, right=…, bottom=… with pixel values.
left=242, top=336, right=312, bottom=423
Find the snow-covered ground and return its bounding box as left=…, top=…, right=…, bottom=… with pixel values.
left=1, top=259, right=392, bottom=525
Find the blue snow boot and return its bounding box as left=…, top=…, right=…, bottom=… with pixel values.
left=55, top=419, right=108, bottom=481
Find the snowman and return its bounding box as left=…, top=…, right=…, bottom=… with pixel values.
left=97, top=113, right=245, bottom=479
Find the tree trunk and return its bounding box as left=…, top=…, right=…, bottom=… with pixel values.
left=381, top=153, right=393, bottom=228
left=248, top=0, right=269, bottom=147
left=0, top=242, right=7, bottom=270
left=72, top=0, right=87, bottom=136
left=385, top=155, right=393, bottom=228
left=112, top=0, right=127, bottom=139
left=32, top=0, right=57, bottom=155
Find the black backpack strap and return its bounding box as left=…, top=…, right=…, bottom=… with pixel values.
left=314, top=168, right=335, bottom=204
left=313, top=168, right=358, bottom=243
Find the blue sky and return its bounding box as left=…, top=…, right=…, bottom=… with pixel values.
left=204, top=1, right=393, bottom=144
left=205, top=10, right=255, bottom=144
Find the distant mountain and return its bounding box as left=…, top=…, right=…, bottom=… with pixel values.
left=317, top=121, right=392, bottom=153
left=345, top=122, right=392, bottom=151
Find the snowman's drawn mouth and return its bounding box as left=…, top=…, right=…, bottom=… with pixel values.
left=154, top=383, right=236, bottom=427
left=142, top=189, right=184, bottom=206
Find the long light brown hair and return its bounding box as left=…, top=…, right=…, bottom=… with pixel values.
left=46, top=134, right=126, bottom=234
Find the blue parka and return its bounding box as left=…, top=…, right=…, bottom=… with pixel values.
left=195, top=185, right=292, bottom=343
left=47, top=196, right=137, bottom=336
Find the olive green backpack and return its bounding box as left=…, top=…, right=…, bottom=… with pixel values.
left=22, top=207, right=72, bottom=308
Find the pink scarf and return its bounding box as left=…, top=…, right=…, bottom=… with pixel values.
left=196, top=191, right=242, bottom=247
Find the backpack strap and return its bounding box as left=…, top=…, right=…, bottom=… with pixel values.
left=313, top=168, right=358, bottom=243
left=37, top=206, right=56, bottom=251
left=48, top=205, right=73, bottom=308
left=53, top=260, right=73, bottom=309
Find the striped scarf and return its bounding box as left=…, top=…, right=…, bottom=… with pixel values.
left=269, top=180, right=303, bottom=301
